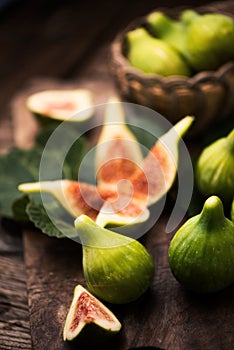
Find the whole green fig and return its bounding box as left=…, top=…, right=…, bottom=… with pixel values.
left=126, top=27, right=191, bottom=76
left=182, top=11, right=234, bottom=71
left=169, top=196, right=234, bottom=293
left=146, top=11, right=188, bottom=56
left=75, top=214, right=155, bottom=304
left=196, top=128, right=234, bottom=205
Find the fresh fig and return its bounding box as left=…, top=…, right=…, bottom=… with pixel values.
left=181, top=11, right=234, bottom=71
left=146, top=11, right=188, bottom=56
left=130, top=115, right=194, bottom=206
left=126, top=27, right=191, bottom=76
left=18, top=180, right=103, bottom=220
left=63, top=284, right=121, bottom=343
left=196, top=128, right=234, bottom=205
left=95, top=98, right=143, bottom=188
left=26, top=89, right=94, bottom=126
left=18, top=180, right=150, bottom=227
left=75, top=214, right=155, bottom=304
left=169, top=196, right=234, bottom=293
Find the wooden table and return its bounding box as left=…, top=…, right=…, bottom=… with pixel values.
left=0, top=1, right=234, bottom=349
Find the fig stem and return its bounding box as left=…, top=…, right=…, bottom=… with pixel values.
left=199, top=196, right=226, bottom=230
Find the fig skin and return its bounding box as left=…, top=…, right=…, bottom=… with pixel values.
left=196, top=128, right=234, bottom=206
left=75, top=215, right=155, bottom=304
left=231, top=198, right=234, bottom=222
left=126, top=27, right=191, bottom=77
left=168, top=196, right=234, bottom=294
left=184, top=12, right=234, bottom=71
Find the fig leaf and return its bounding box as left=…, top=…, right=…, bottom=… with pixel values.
left=0, top=127, right=86, bottom=227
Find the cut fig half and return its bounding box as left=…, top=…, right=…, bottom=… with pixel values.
left=63, top=284, right=121, bottom=343
left=26, top=89, right=94, bottom=125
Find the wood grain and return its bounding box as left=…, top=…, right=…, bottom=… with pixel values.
left=0, top=219, right=31, bottom=350
left=1, top=0, right=233, bottom=349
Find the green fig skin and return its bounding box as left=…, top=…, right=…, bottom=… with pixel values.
left=169, top=196, right=234, bottom=294
left=126, top=28, right=191, bottom=77
left=184, top=12, right=234, bottom=71
left=196, top=129, right=234, bottom=206
left=231, top=198, right=234, bottom=222
left=146, top=11, right=189, bottom=56
left=75, top=215, right=155, bottom=304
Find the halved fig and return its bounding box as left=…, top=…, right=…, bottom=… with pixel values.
left=26, top=89, right=94, bottom=125
left=63, top=284, right=121, bottom=343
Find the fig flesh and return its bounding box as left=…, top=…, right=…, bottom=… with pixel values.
left=18, top=115, right=193, bottom=228
left=63, top=284, right=121, bottom=343
left=26, top=89, right=94, bottom=125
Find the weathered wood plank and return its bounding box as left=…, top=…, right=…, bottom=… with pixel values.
left=0, top=219, right=31, bottom=350
left=23, top=213, right=234, bottom=350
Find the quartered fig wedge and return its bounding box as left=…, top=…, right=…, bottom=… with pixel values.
left=26, top=89, right=94, bottom=126
left=95, top=98, right=143, bottom=188
left=18, top=179, right=149, bottom=227
left=63, top=284, right=121, bottom=343
left=130, top=115, right=194, bottom=206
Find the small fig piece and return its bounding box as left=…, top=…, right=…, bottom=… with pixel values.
left=169, top=196, right=234, bottom=293
left=95, top=97, right=143, bottom=188
left=75, top=215, right=155, bottom=304
left=63, top=284, right=121, bottom=343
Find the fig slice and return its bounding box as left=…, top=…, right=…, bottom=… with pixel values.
left=63, top=284, right=121, bottom=343
left=26, top=89, right=94, bottom=123
left=18, top=180, right=103, bottom=220
left=95, top=97, right=143, bottom=188
left=18, top=179, right=149, bottom=227
left=130, top=115, right=194, bottom=206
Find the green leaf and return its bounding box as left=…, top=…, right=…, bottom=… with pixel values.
left=0, top=147, right=41, bottom=217
left=12, top=195, right=30, bottom=222
left=0, top=128, right=86, bottom=222
left=26, top=195, right=78, bottom=239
